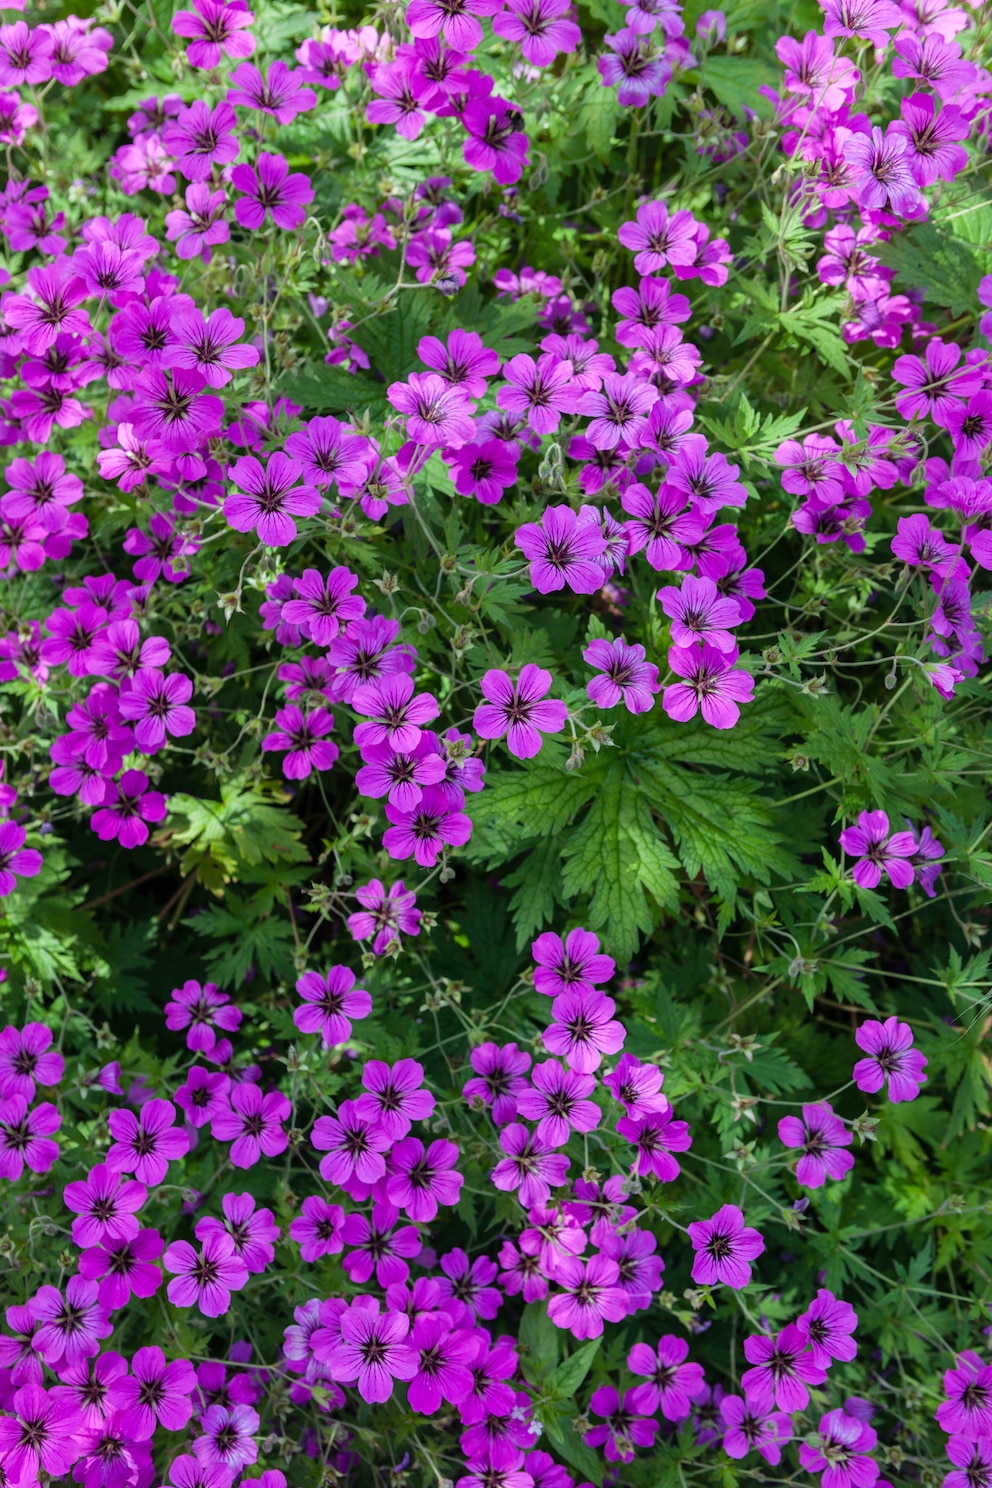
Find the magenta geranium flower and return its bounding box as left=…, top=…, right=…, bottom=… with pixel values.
left=584, top=637, right=660, bottom=712
left=462, top=1041, right=531, bottom=1124
left=0, top=820, right=42, bottom=897
left=30, top=1274, right=112, bottom=1365
left=585, top=1385, right=658, bottom=1463
left=224, top=453, right=322, bottom=547
left=799, top=1408, right=878, bottom=1488
left=165, top=979, right=241, bottom=1054
left=211, top=1083, right=291, bottom=1168
left=405, top=0, right=499, bottom=50
left=937, top=1362, right=992, bottom=1438
left=657, top=575, right=742, bottom=651
left=175, top=1066, right=231, bottom=1128
left=796, top=1288, right=859, bottom=1368
left=62, top=1162, right=146, bottom=1249
left=0, top=1022, right=64, bottom=1100
left=387, top=1135, right=463, bottom=1221
left=312, top=1099, right=392, bottom=1187
left=778, top=1101, right=854, bottom=1188
left=662, top=643, right=754, bottom=729
left=515, top=1060, right=599, bottom=1147
left=387, top=371, right=476, bottom=448
left=532, top=926, right=615, bottom=997
left=342, top=1203, right=420, bottom=1287
left=891, top=337, right=983, bottom=427
left=289, top=1195, right=345, bottom=1261
left=163, top=1230, right=250, bottom=1318
left=172, top=0, right=255, bottom=68
left=165, top=184, right=230, bottom=263
left=162, top=100, right=240, bottom=182
left=294, top=964, right=372, bottom=1046
left=406, top=1312, right=476, bottom=1414
left=0, top=1095, right=60, bottom=1179
left=118, top=668, right=195, bottom=753
left=231, top=153, right=314, bottom=230
left=720, top=1393, right=793, bottom=1466
left=497, top=352, right=582, bottom=435
left=90, top=769, right=167, bottom=849
left=106, top=1098, right=190, bottom=1186
left=346, top=878, right=421, bottom=955
left=473, top=665, right=567, bottom=759
left=196, top=1191, right=278, bottom=1274
left=852, top=1016, right=927, bottom=1102
left=616, top=1109, right=691, bottom=1181
left=324, top=1300, right=418, bottom=1404
left=262, top=705, right=339, bottom=779
left=543, top=989, right=626, bottom=1072
left=193, top=1403, right=259, bottom=1474
left=0, top=1383, right=82, bottom=1483
left=107, top=1344, right=196, bottom=1438
left=280, top=566, right=365, bottom=646
left=547, top=1254, right=628, bottom=1339
left=687, top=1203, right=765, bottom=1289
left=514, top=505, right=608, bottom=594
left=352, top=673, right=440, bottom=753
left=356, top=1058, right=434, bottom=1142
left=491, top=1122, right=569, bottom=1208
left=78, top=1227, right=164, bottom=1310
left=227, top=59, right=316, bottom=123
left=838, top=810, right=916, bottom=890
left=603, top=1052, right=668, bottom=1119
left=382, top=787, right=472, bottom=868
left=742, top=1323, right=827, bottom=1412
left=628, top=1335, right=705, bottom=1420
left=492, top=0, right=581, bottom=65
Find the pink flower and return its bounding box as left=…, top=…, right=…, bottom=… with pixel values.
left=628, top=1335, right=705, bottom=1420
left=106, top=1098, right=190, bottom=1186
left=106, top=1344, right=196, bottom=1438
left=224, top=453, right=321, bottom=547
left=356, top=1058, right=434, bottom=1142
left=585, top=1384, right=658, bottom=1463
left=172, top=0, right=255, bottom=68
left=584, top=637, right=659, bottom=712
left=742, top=1323, right=827, bottom=1412
left=532, top=927, right=615, bottom=997
left=90, top=768, right=167, bottom=849
left=491, top=1123, right=569, bottom=1208
left=211, top=1083, right=291, bottom=1169
left=838, top=810, right=916, bottom=890
left=294, top=964, right=372, bottom=1045
left=796, top=1288, right=859, bottom=1368
left=262, top=705, right=339, bottom=779
left=0, top=1096, right=60, bottom=1179
left=778, top=1101, right=853, bottom=1188
left=387, top=371, right=476, bottom=448
left=543, top=990, right=626, bottom=1073
left=231, top=152, right=314, bottom=230
left=324, top=1300, right=418, bottom=1404
left=62, top=1162, right=146, bottom=1249
left=497, top=353, right=582, bottom=435
left=799, top=1408, right=879, bottom=1488
left=853, top=1017, right=927, bottom=1102
left=163, top=1230, right=249, bottom=1317
left=662, top=643, right=754, bottom=729
left=686, top=1203, right=765, bottom=1289
left=387, top=1136, right=463, bottom=1221
left=226, top=59, right=316, bottom=123
left=352, top=673, right=440, bottom=753
left=346, top=878, right=421, bottom=955
left=118, top=668, right=195, bottom=753
left=616, top=1109, right=691, bottom=1181
left=281, top=566, right=364, bottom=645
left=547, top=1254, right=627, bottom=1338
left=0, top=820, right=42, bottom=896
left=405, top=0, right=499, bottom=50
left=382, top=787, right=472, bottom=868
left=514, top=505, right=608, bottom=594
left=473, top=665, right=567, bottom=759
left=516, top=1060, right=599, bottom=1147
left=289, top=1195, right=345, bottom=1261
left=0, top=1022, right=64, bottom=1100
left=312, top=1099, right=392, bottom=1187
left=463, top=1042, right=531, bottom=1124
left=165, top=980, right=241, bottom=1054
left=175, top=1066, right=231, bottom=1128
left=0, top=1383, right=82, bottom=1481
left=720, top=1393, right=793, bottom=1466
left=162, top=100, right=239, bottom=182
left=196, top=1191, right=278, bottom=1274
left=657, top=575, right=741, bottom=651
left=492, top=0, right=581, bottom=64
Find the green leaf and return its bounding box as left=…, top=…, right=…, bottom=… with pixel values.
left=501, top=835, right=563, bottom=948
left=544, top=1338, right=602, bottom=1400
left=165, top=776, right=310, bottom=888
left=560, top=760, right=681, bottom=960
left=520, top=1300, right=561, bottom=1376
left=874, top=216, right=989, bottom=317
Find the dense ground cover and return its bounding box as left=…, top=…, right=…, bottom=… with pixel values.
left=0, top=0, right=990, bottom=1485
